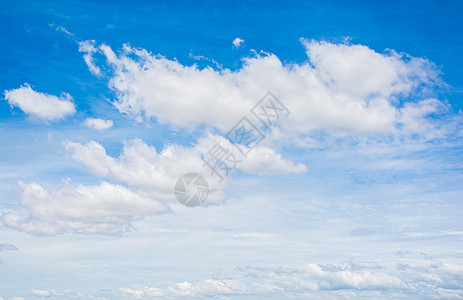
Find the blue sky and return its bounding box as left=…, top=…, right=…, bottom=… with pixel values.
left=1, top=0, right=463, bottom=299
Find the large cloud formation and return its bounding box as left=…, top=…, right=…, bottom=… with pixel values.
left=81, top=39, right=444, bottom=136
left=116, top=260, right=462, bottom=299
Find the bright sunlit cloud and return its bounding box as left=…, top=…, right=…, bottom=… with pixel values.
left=1, top=1, right=462, bottom=299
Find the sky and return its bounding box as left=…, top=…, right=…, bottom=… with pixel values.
left=1, top=0, right=463, bottom=299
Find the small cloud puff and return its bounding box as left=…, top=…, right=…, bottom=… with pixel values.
left=84, top=117, right=113, bottom=130
left=232, top=37, right=245, bottom=48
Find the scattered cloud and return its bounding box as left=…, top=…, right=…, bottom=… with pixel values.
left=232, top=37, right=245, bottom=48
left=239, top=145, right=307, bottom=175
left=83, top=117, right=113, bottom=130
left=113, top=260, right=463, bottom=299
left=2, top=181, right=168, bottom=236
left=348, top=259, right=383, bottom=271
left=56, top=26, right=73, bottom=36
left=64, top=135, right=306, bottom=202
left=304, top=263, right=406, bottom=290
left=3, top=84, right=76, bottom=121
left=29, top=289, right=105, bottom=299
left=79, top=40, right=102, bottom=77
left=49, top=23, right=74, bottom=36
left=30, top=289, right=50, bottom=297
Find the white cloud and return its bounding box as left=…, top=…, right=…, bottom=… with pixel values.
left=304, top=40, right=437, bottom=99
left=239, top=146, right=307, bottom=175
left=117, top=262, right=416, bottom=298
left=64, top=135, right=306, bottom=202
left=3, top=84, right=76, bottom=121
left=119, top=288, right=144, bottom=299
left=398, top=98, right=447, bottom=134
left=304, top=263, right=406, bottom=290
left=82, top=40, right=443, bottom=137
left=79, top=40, right=102, bottom=77
left=233, top=37, right=245, bottom=48
left=2, top=181, right=167, bottom=236
left=64, top=138, right=214, bottom=202
left=168, top=279, right=249, bottom=297
left=83, top=117, right=114, bottom=130
left=30, top=289, right=50, bottom=297
left=56, top=26, right=73, bottom=36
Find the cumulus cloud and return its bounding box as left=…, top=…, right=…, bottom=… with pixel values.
left=82, top=40, right=443, bottom=137
left=304, top=263, right=405, bottom=290
left=83, top=117, right=114, bottom=130
left=120, top=287, right=163, bottom=298
left=304, top=40, right=438, bottom=99
left=2, top=181, right=167, bottom=236
left=3, top=84, right=76, bottom=121
left=232, top=37, right=245, bottom=48
left=64, top=135, right=306, bottom=202
left=64, top=138, right=217, bottom=203
left=239, top=146, right=307, bottom=175
left=119, top=288, right=146, bottom=299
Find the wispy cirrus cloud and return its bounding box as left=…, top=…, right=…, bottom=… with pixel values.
left=78, top=40, right=103, bottom=77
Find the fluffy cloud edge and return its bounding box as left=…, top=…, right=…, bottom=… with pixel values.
left=83, top=117, right=114, bottom=130
left=63, top=135, right=307, bottom=201
left=1, top=180, right=168, bottom=236
left=80, top=39, right=446, bottom=138
left=3, top=84, right=76, bottom=121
